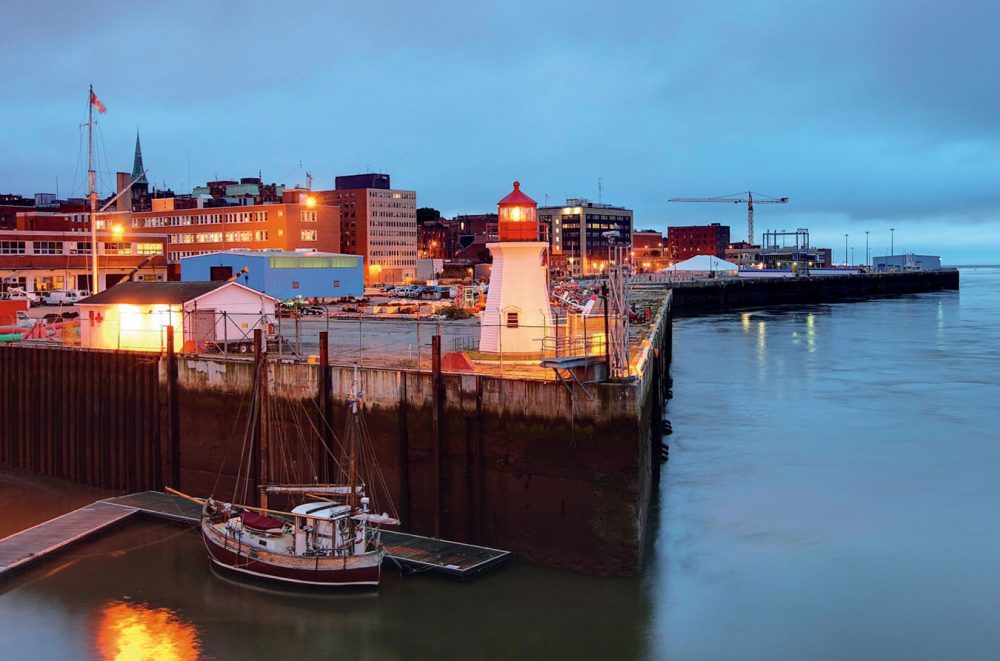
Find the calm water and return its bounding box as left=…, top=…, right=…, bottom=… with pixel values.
left=2, top=267, right=998, bottom=660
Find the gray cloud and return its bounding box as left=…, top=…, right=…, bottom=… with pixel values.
left=1, top=0, right=997, bottom=261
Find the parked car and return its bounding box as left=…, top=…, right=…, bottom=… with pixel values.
left=1, top=288, right=41, bottom=307
left=41, top=289, right=89, bottom=306
left=300, top=305, right=326, bottom=316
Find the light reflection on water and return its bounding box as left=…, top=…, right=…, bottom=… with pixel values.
left=95, top=601, right=201, bottom=661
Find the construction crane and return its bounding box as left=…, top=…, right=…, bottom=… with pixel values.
left=668, top=191, right=788, bottom=245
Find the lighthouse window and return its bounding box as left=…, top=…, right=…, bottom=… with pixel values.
left=506, top=312, right=519, bottom=328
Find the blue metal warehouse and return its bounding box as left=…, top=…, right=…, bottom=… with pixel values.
left=180, top=250, right=364, bottom=300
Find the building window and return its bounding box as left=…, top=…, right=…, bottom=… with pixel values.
left=292, top=281, right=299, bottom=289
left=333, top=280, right=340, bottom=288
left=0, top=241, right=26, bottom=254
left=506, top=312, right=519, bottom=328
left=104, top=242, right=132, bottom=255
left=136, top=243, right=162, bottom=255
left=33, top=241, right=62, bottom=255
left=73, top=242, right=92, bottom=255
left=301, top=210, right=317, bottom=222
left=300, top=229, right=317, bottom=241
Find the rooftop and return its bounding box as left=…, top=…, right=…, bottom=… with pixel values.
left=79, top=281, right=228, bottom=305
left=185, top=250, right=356, bottom=259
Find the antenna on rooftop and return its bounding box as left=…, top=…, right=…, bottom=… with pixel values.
left=598, top=177, right=604, bottom=204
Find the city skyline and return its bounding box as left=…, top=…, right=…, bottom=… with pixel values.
left=2, top=0, right=996, bottom=263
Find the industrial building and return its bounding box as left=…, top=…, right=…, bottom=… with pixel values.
left=872, top=254, right=941, bottom=271
left=180, top=250, right=363, bottom=300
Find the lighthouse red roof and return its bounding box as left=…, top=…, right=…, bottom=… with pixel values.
left=498, top=181, right=536, bottom=207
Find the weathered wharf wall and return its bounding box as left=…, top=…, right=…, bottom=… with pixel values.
left=0, top=346, right=162, bottom=492
left=0, top=292, right=674, bottom=576
left=660, top=269, right=960, bottom=315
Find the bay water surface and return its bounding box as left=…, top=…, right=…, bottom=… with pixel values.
left=1, top=266, right=997, bottom=660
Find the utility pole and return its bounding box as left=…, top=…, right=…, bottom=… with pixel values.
left=844, top=233, right=849, bottom=266
left=865, top=231, right=870, bottom=265
left=890, top=228, right=895, bottom=257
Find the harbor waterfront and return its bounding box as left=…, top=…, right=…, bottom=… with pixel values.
left=1, top=266, right=997, bottom=659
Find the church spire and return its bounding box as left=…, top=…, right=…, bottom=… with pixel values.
left=132, top=131, right=147, bottom=185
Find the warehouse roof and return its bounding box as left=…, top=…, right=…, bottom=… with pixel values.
left=184, top=250, right=355, bottom=258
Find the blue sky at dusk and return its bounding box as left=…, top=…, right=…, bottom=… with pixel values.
left=2, top=0, right=997, bottom=263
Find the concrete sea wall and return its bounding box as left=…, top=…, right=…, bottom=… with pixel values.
left=0, top=294, right=674, bottom=576
left=661, top=269, right=960, bottom=315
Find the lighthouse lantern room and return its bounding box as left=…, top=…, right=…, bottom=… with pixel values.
left=479, top=181, right=554, bottom=354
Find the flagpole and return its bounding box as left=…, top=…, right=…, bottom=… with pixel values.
left=87, top=84, right=99, bottom=293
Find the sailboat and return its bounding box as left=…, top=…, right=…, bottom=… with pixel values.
left=178, top=331, right=400, bottom=588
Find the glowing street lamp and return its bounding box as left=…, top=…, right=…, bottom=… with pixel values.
left=305, top=196, right=317, bottom=208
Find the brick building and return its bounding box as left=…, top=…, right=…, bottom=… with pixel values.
left=0, top=229, right=167, bottom=293
left=667, top=223, right=730, bottom=261
left=314, top=173, right=417, bottom=284
left=632, top=229, right=669, bottom=272
left=95, top=193, right=340, bottom=280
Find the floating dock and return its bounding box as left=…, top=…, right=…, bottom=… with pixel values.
left=0, top=502, right=136, bottom=578
left=0, top=491, right=508, bottom=580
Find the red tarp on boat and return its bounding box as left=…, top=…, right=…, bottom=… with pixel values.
left=240, top=511, right=285, bottom=532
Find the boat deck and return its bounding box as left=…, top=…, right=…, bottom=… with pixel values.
left=0, top=491, right=509, bottom=580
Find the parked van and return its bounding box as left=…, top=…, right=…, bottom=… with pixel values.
left=41, top=289, right=89, bottom=306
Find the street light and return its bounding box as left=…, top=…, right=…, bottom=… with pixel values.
left=844, top=233, right=849, bottom=266
left=890, top=228, right=895, bottom=257
left=865, top=231, right=869, bottom=265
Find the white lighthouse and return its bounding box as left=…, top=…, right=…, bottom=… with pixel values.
left=479, top=181, right=553, bottom=354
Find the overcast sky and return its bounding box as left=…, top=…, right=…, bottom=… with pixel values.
left=2, top=0, right=996, bottom=263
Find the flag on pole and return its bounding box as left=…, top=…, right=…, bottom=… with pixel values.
left=90, top=90, right=107, bottom=113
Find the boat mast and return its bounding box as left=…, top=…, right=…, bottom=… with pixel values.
left=258, top=330, right=270, bottom=510
left=87, top=84, right=99, bottom=293
left=348, top=364, right=359, bottom=511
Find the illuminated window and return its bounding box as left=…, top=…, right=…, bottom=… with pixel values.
left=301, top=211, right=317, bottom=222
left=136, top=243, right=162, bottom=255
left=300, top=229, right=317, bottom=241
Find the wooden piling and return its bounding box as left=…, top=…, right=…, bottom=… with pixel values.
left=432, top=334, right=442, bottom=539
left=166, top=325, right=180, bottom=489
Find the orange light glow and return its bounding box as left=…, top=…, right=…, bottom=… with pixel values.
left=305, top=196, right=317, bottom=208
left=112, top=224, right=124, bottom=237
left=96, top=601, right=201, bottom=661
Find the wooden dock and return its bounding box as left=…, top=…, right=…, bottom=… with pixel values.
left=0, top=491, right=508, bottom=580
left=381, top=530, right=510, bottom=577
left=0, top=502, right=137, bottom=578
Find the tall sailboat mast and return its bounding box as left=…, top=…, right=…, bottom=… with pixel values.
left=87, top=84, right=99, bottom=293
left=348, top=364, right=360, bottom=511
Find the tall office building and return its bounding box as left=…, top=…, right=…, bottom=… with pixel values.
left=316, top=173, right=417, bottom=284
left=538, top=198, right=633, bottom=276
